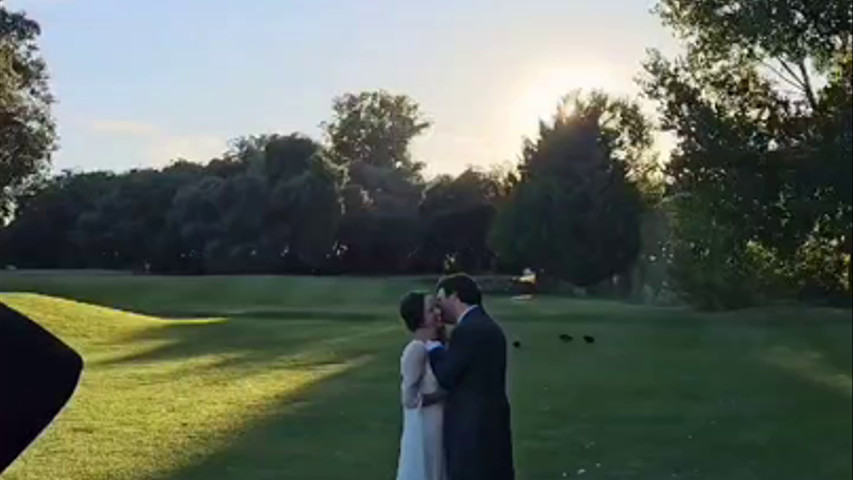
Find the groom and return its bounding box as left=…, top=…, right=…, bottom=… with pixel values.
left=427, top=274, right=515, bottom=480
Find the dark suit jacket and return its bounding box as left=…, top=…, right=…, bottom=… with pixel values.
left=429, top=306, right=514, bottom=480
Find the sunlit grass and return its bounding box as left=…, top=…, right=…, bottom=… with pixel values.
left=0, top=294, right=380, bottom=480
left=763, top=346, right=853, bottom=398
left=0, top=273, right=850, bottom=479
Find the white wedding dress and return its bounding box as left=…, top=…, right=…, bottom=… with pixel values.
left=396, top=340, right=447, bottom=480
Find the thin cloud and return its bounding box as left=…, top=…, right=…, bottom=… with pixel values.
left=148, top=134, right=226, bottom=166
left=89, top=120, right=160, bottom=137
left=88, top=118, right=226, bottom=166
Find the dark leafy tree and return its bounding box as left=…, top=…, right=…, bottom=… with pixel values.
left=0, top=5, right=56, bottom=220
left=491, top=91, right=649, bottom=287
left=642, top=0, right=852, bottom=307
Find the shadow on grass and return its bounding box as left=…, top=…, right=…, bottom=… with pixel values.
left=156, top=309, right=389, bottom=322
left=0, top=293, right=410, bottom=480
left=112, top=314, right=406, bottom=480
left=98, top=310, right=397, bottom=369
left=101, top=306, right=406, bottom=480
left=147, top=348, right=403, bottom=480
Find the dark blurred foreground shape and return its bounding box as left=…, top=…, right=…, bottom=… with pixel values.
left=0, top=302, right=83, bottom=474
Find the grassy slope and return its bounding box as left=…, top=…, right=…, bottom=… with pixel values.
left=0, top=271, right=850, bottom=480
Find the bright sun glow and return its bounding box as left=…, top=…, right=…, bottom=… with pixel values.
left=510, top=64, right=626, bottom=138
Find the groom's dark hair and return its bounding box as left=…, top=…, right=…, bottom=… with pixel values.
left=399, top=291, right=426, bottom=332
left=436, top=274, right=482, bottom=306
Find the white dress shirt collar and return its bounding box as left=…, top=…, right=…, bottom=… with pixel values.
left=457, top=305, right=478, bottom=324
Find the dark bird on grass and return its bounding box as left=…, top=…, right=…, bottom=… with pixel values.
left=583, top=335, right=595, bottom=344
left=559, top=334, right=573, bottom=343
left=512, top=340, right=522, bottom=349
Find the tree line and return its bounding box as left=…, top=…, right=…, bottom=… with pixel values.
left=2, top=0, right=850, bottom=308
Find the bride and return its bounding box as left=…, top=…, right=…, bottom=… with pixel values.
left=395, top=291, right=447, bottom=480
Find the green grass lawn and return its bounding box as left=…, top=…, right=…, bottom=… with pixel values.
left=1, top=271, right=851, bottom=480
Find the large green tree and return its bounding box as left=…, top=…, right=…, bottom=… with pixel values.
left=324, top=91, right=430, bottom=273
left=160, top=135, right=344, bottom=274
left=417, top=167, right=512, bottom=272
left=267, top=148, right=345, bottom=271
left=643, top=0, right=852, bottom=307
left=1, top=171, right=114, bottom=268
left=491, top=91, right=650, bottom=286
left=1, top=132, right=347, bottom=274
left=324, top=90, right=430, bottom=175
left=0, top=4, right=56, bottom=220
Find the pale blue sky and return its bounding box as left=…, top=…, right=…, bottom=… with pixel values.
left=10, top=0, right=678, bottom=176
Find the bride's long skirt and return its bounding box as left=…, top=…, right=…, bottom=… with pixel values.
left=396, top=404, right=445, bottom=480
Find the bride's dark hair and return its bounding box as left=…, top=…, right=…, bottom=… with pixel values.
left=399, top=291, right=426, bottom=332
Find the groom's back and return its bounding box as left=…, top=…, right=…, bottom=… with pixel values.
left=461, top=308, right=508, bottom=398
left=446, top=307, right=515, bottom=480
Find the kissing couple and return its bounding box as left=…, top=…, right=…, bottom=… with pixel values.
left=395, top=274, right=515, bottom=480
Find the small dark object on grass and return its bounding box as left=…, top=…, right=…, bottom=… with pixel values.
left=559, top=334, right=573, bottom=342
left=512, top=340, right=522, bottom=349
left=583, top=335, right=595, bottom=344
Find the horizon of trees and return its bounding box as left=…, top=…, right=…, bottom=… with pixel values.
left=2, top=1, right=850, bottom=310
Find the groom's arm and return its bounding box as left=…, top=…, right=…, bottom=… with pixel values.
left=428, top=325, right=474, bottom=391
